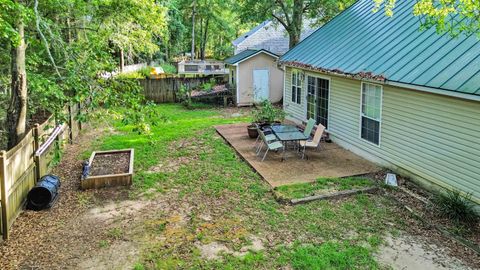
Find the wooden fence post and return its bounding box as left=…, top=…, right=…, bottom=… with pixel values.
left=68, top=104, right=73, bottom=143
left=33, top=124, right=40, bottom=182
left=0, top=150, right=9, bottom=240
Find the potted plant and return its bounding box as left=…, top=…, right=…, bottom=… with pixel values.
left=247, top=100, right=286, bottom=138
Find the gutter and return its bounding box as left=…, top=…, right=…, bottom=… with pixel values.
left=280, top=61, right=480, bottom=103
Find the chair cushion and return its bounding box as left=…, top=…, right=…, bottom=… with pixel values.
left=299, top=140, right=317, bottom=147
left=265, top=134, right=277, bottom=141
left=267, top=141, right=284, bottom=150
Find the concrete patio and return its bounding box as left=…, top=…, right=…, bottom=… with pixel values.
left=215, top=123, right=380, bottom=187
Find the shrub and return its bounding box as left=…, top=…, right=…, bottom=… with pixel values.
left=161, top=63, right=177, bottom=74
left=432, top=190, right=478, bottom=225
left=251, top=100, right=286, bottom=123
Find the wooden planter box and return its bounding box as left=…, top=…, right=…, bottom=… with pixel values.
left=81, top=149, right=134, bottom=190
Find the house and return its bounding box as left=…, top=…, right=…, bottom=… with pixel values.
left=177, top=60, right=228, bottom=75
left=232, top=20, right=316, bottom=56
left=225, top=49, right=283, bottom=106
left=280, top=0, right=480, bottom=204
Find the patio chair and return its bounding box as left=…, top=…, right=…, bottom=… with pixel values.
left=300, top=124, right=326, bottom=159
left=304, top=118, right=316, bottom=138
left=254, top=125, right=276, bottom=153
left=257, top=130, right=284, bottom=161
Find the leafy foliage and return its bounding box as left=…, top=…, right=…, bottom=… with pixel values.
left=432, top=190, right=478, bottom=225
left=239, top=0, right=355, bottom=47
left=251, top=100, right=286, bottom=123
left=373, top=0, right=480, bottom=37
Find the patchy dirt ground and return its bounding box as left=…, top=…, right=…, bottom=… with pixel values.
left=1, top=106, right=479, bottom=270
left=376, top=234, right=473, bottom=270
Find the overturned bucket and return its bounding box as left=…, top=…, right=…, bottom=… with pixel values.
left=27, top=175, right=61, bottom=211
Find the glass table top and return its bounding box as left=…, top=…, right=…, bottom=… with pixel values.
left=274, top=130, right=309, bottom=141
left=271, top=125, right=300, bottom=133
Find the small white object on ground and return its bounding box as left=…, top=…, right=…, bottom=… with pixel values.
left=385, top=173, right=398, bottom=187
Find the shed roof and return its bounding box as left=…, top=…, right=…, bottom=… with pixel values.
left=280, top=0, right=480, bottom=96
left=224, top=49, right=278, bottom=65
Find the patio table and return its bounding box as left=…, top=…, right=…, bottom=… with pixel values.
left=271, top=125, right=299, bottom=133
left=271, top=125, right=309, bottom=161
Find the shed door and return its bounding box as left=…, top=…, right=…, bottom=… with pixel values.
left=253, top=69, right=269, bottom=102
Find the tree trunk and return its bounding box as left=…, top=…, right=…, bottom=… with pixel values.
left=191, top=0, right=196, bottom=60
left=119, top=48, right=124, bottom=72
left=7, top=18, right=27, bottom=149
left=289, top=0, right=304, bottom=48
left=200, top=18, right=209, bottom=60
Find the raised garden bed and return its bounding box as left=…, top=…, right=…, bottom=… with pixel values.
left=81, top=149, right=134, bottom=190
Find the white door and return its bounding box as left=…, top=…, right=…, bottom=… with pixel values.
left=253, top=69, right=269, bottom=102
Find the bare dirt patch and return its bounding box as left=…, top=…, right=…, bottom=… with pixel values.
left=377, top=234, right=473, bottom=270
left=90, top=152, right=130, bottom=176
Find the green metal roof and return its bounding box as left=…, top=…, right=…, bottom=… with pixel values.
left=280, top=0, right=480, bottom=96
left=225, top=49, right=278, bottom=65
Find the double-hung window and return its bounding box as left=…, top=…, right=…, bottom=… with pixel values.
left=360, top=83, right=382, bottom=145
left=291, top=70, right=302, bottom=104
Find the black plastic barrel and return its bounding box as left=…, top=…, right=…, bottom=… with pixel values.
left=27, top=175, right=61, bottom=211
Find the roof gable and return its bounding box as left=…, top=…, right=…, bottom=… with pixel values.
left=280, top=0, right=480, bottom=96
left=224, top=49, right=278, bottom=65
left=232, top=20, right=271, bottom=46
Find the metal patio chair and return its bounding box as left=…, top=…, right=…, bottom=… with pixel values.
left=257, top=130, right=284, bottom=161
left=300, top=124, right=326, bottom=159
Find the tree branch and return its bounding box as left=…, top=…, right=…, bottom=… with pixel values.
left=34, top=0, right=61, bottom=78
left=275, top=0, right=291, bottom=26
left=272, top=13, right=289, bottom=30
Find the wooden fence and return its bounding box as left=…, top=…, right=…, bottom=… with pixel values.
left=140, top=77, right=218, bottom=103
left=0, top=102, right=85, bottom=240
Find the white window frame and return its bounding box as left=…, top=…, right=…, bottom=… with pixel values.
left=291, top=70, right=302, bottom=104
left=359, top=82, right=383, bottom=146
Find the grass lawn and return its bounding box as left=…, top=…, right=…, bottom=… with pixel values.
left=90, top=104, right=399, bottom=269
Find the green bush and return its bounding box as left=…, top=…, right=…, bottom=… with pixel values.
left=251, top=100, right=286, bottom=123
left=433, top=190, right=478, bottom=224
left=160, top=63, right=177, bottom=74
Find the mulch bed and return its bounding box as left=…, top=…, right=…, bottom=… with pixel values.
left=370, top=170, right=480, bottom=268
left=90, top=152, right=130, bottom=176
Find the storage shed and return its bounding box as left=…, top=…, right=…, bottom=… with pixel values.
left=225, top=49, right=283, bottom=106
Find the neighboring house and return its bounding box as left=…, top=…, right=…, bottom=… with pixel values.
left=225, top=49, right=283, bottom=106
left=177, top=60, right=228, bottom=75
left=280, top=0, right=480, bottom=203
left=232, top=20, right=316, bottom=56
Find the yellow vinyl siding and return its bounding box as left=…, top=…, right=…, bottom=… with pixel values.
left=285, top=66, right=480, bottom=203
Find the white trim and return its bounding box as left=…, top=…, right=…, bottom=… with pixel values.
left=235, top=64, right=240, bottom=105
left=359, top=82, right=383, bottom=147
left=232, top=50, right=279, bottom=65
left=291, top=69, right=303, bottom=105
left=304, top=73, right=331, bottom=130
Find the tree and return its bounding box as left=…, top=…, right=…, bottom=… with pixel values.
left=239, top=0, right=355, bottom=48
left=373, top=0, right=480, bottom=37
left=1, top=0, right=30, bottom=148
left=0, top=0, right=170, bottom=149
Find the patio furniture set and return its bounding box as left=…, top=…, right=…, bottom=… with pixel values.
left=254, top=118, right=326, bottom=161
